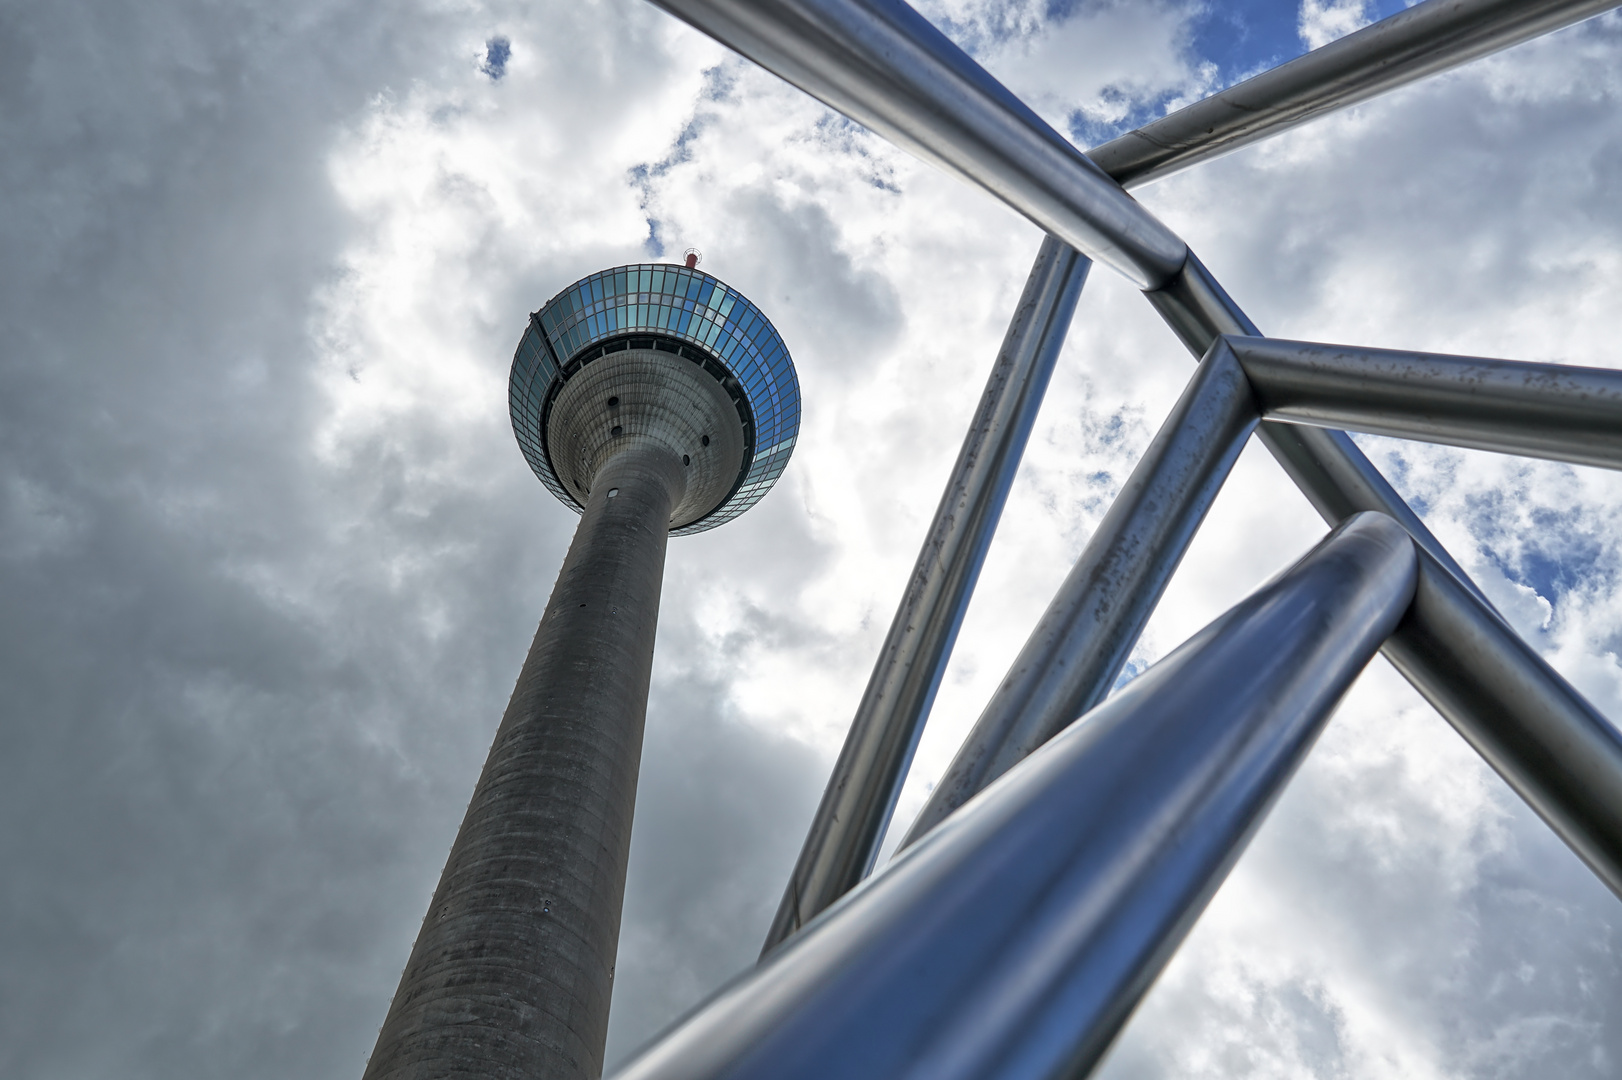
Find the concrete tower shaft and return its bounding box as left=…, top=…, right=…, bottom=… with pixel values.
left=363, top=446, right=686, bottom=1080
left=364, top=262, right=797, bottom=1080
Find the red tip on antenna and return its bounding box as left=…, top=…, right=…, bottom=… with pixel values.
left=683, top=247, right=702, bottom=270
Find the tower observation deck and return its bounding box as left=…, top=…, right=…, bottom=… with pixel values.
left=511, top=261, right=801, bottom=533
left=362, top=260, right=798, bottom=1080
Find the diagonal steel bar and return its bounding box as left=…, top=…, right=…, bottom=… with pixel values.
left=1146, top=254, right=1493, bottom=604
left=640, top=0, right=1591, bottom=596
left=646, top=0, right=1616, bottom=287
left=654, top=0, right=1622, bottom=903
left=1087, top=0, right=1620, bottom=189
left=1147, top=255, right=1622, bottom=900
left=609, top=514, right=1417, bottom=1080
left=908, top=254, right=1622, bottom=901
left=760, top=237, right=1090, bottom=955
left=901, top=336, right=1260, bottom=846
left=645, top=0, right=1187, bottom=289
left=896, top=259, right=1484, bottom=835
left=1385, top=547, right=1622, bottom=898
left=1230, top=335, right=1622, bottom=470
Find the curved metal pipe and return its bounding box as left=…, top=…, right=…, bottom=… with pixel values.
left=1145, top=254, right=1494, bottom=608
left=1386, top=547, right=1622, bottom=898
left=1147, top=254, right=1622, bottom=901
left=1229, top=335, right=1622, bottom=470
left=645, top=0, right=1188, bottom=289
left=901, top=337, right=1259, bottom=846
left=761, top=238, right=1090, bottom=954
left=609, top=514, right=1416, bottom=1080
left=1089, top=0, right=1621, bottom=189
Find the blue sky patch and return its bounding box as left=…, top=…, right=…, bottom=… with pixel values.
left=482, top=36, right=511, bottom=81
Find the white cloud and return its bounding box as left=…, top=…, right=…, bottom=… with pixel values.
left=273, top=1, right=1622, bottom=1072
left=2, top=0, right=1620, bottom=1076
left=978, top=0, right=1207, bottom=135
left=1300, top=0, right=1374, bottom=52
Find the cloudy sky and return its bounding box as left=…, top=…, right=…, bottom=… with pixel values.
left=2, top=0, right=1621, bottom=1076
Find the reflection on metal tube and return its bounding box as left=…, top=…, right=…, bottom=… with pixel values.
left=1386, top=548, right=1622, bottom=899
left=1145, top=254, right=1493, bottom=606
left=1148, top=253, right=1622, bottom=902
left=610, top=514, right=1416, bottom=1080
left=762, top=238, right=1089, bottom=954
left=901, top=337, right=1259, bottom=848
left=645, top=0, right=1188, bottom=289
left=1230, top=335, right=1622, bottom=470
left=1088, top=0, right=1621, bottom=189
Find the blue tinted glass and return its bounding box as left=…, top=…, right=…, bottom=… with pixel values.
left=524, top=262, right=800, bottom=534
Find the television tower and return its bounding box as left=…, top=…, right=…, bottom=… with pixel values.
left=362, top=255, right=799, bottom=1080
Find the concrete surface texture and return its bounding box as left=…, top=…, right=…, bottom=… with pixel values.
left=362, top=444, right=688, bottom=1080
left=547, top=348, right=749, bottom=530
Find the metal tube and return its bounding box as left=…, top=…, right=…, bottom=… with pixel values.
left=1385, top=548, right=1622, bottom=899
left=609, top=513, right=1417, bottom=1080
left=1147, top=254, right=1622, bottom=900
left=761, top=238, right=1090, bottom=954
left=900, top=336, right=1259, bottom=847
left=1145, top=254, right=1494, bottom=608
left=1228, top=335, right=1622, bottom=470
left=650, top=0, right=1622, bottom=917
left=645, top=0, right=1187, bottom=289
left=365, top=447, right=687, bottom=1080
left=1088, top=0, right=1621, bottom=189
